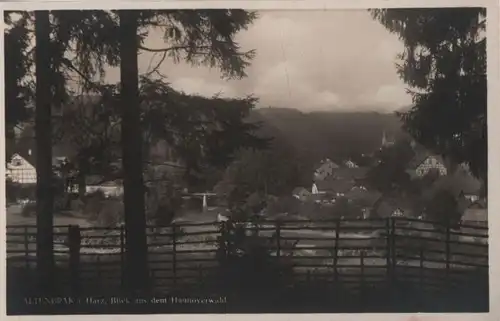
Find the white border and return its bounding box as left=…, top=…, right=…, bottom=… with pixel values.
left=0, top=1, right=498, bottom=321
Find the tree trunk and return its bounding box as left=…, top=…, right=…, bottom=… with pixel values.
left=34, top=10, right=54, bottom=294
left=119, top=10, right=149, bottom=294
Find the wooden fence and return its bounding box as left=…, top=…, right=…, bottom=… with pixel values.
left=6, top=217, right=489, bottom=297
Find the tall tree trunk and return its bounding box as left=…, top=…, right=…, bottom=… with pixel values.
left=119, top=10, right=149, bottom=294
left=34, top=10, right=54, bottom=293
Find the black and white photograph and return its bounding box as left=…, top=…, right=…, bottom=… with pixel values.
left=2, top=0, right=495, bottom=316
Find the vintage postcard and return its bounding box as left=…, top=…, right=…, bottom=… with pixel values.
left=0, top=0, right=498, bottom=319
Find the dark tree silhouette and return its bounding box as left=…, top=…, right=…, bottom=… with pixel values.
left=34, top=10, right=55, bottom=293
left=365, top=140, right=415, bottom=194
left=7, top=9, right=259, bottom=294
left=425, top=189, right=461, bottom=226
left=4, top=12, right=33, bottom=155
left=371, top=8, right=487, bottom=187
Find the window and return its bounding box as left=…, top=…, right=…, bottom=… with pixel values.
left=12, top=159, right=22, bottom=167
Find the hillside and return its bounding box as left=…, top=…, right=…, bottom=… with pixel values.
left=249, top=107, right=406, bottom=163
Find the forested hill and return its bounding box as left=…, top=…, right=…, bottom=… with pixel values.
left=248, top=107, right=407, bottom=162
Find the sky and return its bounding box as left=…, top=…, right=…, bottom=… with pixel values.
left=105, top=10, right=413, bottom=113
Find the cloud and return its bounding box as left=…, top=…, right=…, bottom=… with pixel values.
left=170, top=77, right=237, bottom=98
left=107, top=10, right=411, bottom=113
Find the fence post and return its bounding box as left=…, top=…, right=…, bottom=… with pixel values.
left=333, top=219, right=340, bottom=284
left=360, top=250, right=365, bottom=305
left=198, top=264, right=204, bottom=290
left=68, top=225, right=81, bottom=296
left=96, top=255, right=103, bottom=289
left=390, top=218, right=396, bottom=278
left=120, top=224, right=125, bottom=290
left=445, top=224, right=451, bottom=292
left=172, top=223, right=177, bottom=290
left=276, top=221, right=281, bottom=258
left=419, top=246, right=424, bottom=305
left=385, top=218, right=391, bottom=284
left=24, top=226, right=29, bottom=269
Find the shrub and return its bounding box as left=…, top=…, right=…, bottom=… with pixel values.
left=5, top=179, right=20, bottom=203
left=267, top=196, right=301, bottom=217
left=17, top=184, right=36, bottom=201
left=95, top=200, right=124, bottom=227
left=21, top=202, right=36, bottom=217
left=216, top=220, right=295, bottom=294
left=145, top=180, right=183, bottom=226
left=83, top=191, right=106, bottom=220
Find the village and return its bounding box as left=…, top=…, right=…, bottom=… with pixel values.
left=5, top=128, right=487, bottom=228
left=4, top=7, right=489, bottom=314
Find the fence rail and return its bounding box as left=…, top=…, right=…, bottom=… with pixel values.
left=6, top=217, right=488, bottom=296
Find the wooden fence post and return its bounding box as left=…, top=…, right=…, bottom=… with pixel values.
left=96, top=255, right=101, bottom=290
left=385, top=218, right=391, bottom=283
left=419, top=246, right=424, bottom=304
left=68, top=225, right=81, bottom=296
left=445, top=224, right=451, bottom=292
left=333, top=219, right=340, bottom=284
left=198, top=264, right=204, bottom=290
left=390, top=218, right=396, bottom=278
left=24, top=226, right=29, bottom=269
left=276, top=221, right=281, bottom=258
left=172, top=223, right=177, bottom=290
left=360, top=250, right=365, bottom=303
left=120, top=224, right=125, bottom=290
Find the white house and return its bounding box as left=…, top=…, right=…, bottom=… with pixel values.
left=406, top=154, right=448, bottom=178
left=344, top=160, right=359, bottom=168
left=6, top=153, right=36, bottom=184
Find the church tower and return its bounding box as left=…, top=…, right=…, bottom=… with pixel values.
left=381, top=130, right=395, bottom=149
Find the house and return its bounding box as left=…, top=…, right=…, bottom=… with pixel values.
left=406, top=152, right=447, bottom=178
left=344, top=189, right=382, bottom=219
left=6, top=152, right=36, bottom=184
left=313, top=178, right=354, bottom=198
left=461, top=200, right=487, bottom=224
left=373, top=197, right=415, bottom=218
left=344, top=160, right=359, bottom=168
left=292, top=187, right=311, bottom=201
left=314, top=158, right=339, bottom=180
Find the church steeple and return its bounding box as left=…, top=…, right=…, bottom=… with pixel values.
left=381, top=130, right=394, bottom=148
left=382, top=130, right=388, bottom=147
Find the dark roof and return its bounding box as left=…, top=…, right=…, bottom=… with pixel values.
left=407, top=151, right=445, bottom=169
left=86, top=175, right=122, bottom=186
left=334, top=167, right=369, bottom=180
left=13, top=151, right=35, bottom=167
left=292, top=187, right=310, bottom=195
left=345, top=189, right=382, bottom=207
left=315, top=159, right=339, bottom=171
left=315, top=178, right=354, bottom=194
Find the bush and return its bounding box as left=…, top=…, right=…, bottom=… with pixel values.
left=95, top=200, right=124, bottom=227
left=83, top=191, right=106, bottom=220
left=145, top=181, right=183, bottom=226
left=267, top=196, right=301, bottom=217
left=216, top=220, right=295, bottom=294
left=21, top=202, right=36, bottom=217
left=6, top=180, right=20, bottom=203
